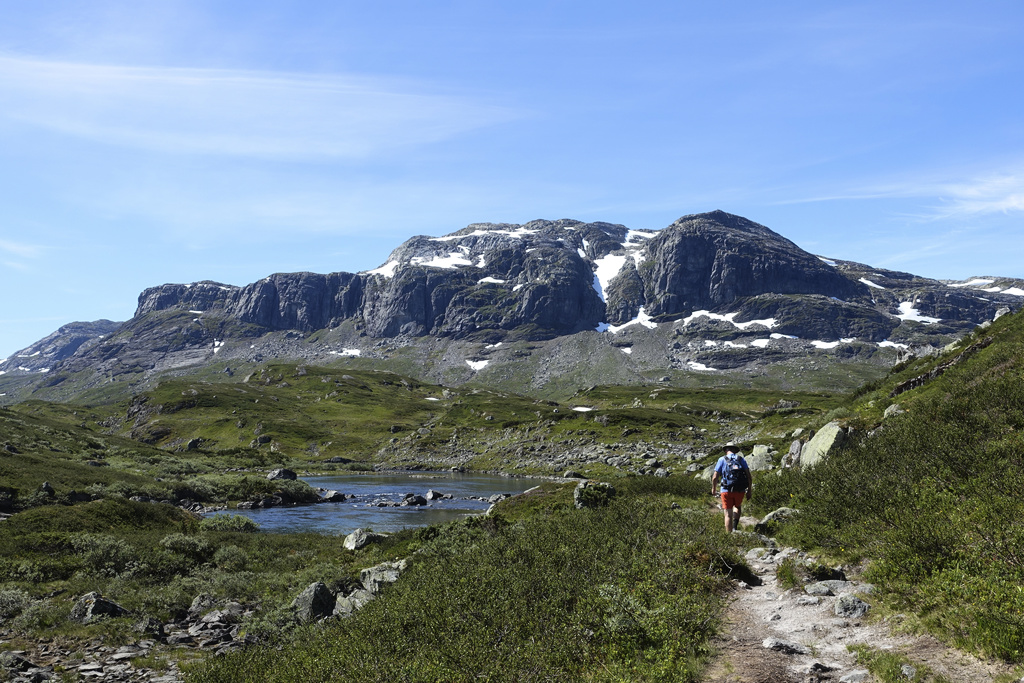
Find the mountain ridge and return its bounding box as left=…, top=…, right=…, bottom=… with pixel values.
left=2, top=210, right=1022, bottom=402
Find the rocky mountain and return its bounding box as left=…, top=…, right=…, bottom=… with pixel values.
left=2, top=210, right=1021, bottom=401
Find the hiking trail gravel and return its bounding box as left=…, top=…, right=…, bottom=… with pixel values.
left=702, top=522, right=1020, bottom=683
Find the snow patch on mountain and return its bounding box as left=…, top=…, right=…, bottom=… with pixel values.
left=592, top=253, right=629, bottom=302
left=681, top=310, right=777, bottom=330
left=466, top=359, right=490, bottom=371
left=366, top=261, right=399, bottom=278
left=859, top=278, right=885, bottom=289
left=948, top=278, right=994, bottom=288
left=606, top=307, right=658, bottom=333
left=897, top=302, right=941, bottom=324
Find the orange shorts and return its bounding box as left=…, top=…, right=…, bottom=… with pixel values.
left=720, top=491, right=745, bottom=510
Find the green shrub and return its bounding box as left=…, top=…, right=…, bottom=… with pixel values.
left=160, top=534, right=214, bottom=563
left=199, top=514, right=261, bottom=533
left=71, top=534, right=146, bottom=578
left=188, top=495, right=735, bottom=682
left=0, top=588, right=32, bottom=619
left=213, top=546, right=248, bottom=572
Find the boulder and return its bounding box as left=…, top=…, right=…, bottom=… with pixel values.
left=799, top=421, right=845, bottom=468
left=291, top=582, right=335, bottom=624
left=834, top=593, right=870, bottom=618
left=754, top=507, right=799, bottom=533
left=70, top=592, right=129, bottom=623
left=402, top=494, right=428, bottom=506
left=425, top=489, right=446, bottom=500
left=361, top=559, right=408, bottom=595
left=883, top=403, right=904, bottom=419
left=333, top=588, right=375, bottom=617
left=344, top=528, right=388, bottom=551
left=746, top=451, right=773, bottom=471
left=321, top=490, right=347, bottom=502
left=806, top=580, right=854, bottom=597
left=267, top=468, right=297, bottom=481
left=782, top=440, right=802, bottom=467
left=838, top=670, right=870, bottom=683
left=752, top=444, right=771, bottom=458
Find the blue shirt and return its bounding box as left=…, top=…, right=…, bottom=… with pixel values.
left=714, top=454, right=750, bottom=492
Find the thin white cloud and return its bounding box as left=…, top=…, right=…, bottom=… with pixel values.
left=0, top=239, right=42, bottom=258
left=774, top=168, right=1024, bottom=220
left=0, top=55, right=523, bottom=159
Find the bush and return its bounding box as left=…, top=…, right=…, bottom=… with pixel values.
left=199, top=514, right=261, bottom=533
left=213, top=546, right=248, bottom=572
left=160, top=534, right=214, bottom=563
left=71, top=534, right=146, bottom=578
left=0, top=588, right=32, bottom=620
left=189, top=495, right=737, bottom=682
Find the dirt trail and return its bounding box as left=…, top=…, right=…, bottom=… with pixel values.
left=702, top=526, right=1019, bottom=683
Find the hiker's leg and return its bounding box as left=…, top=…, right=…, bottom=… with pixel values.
left=720, top=493, right=732, bottom=532
left=733, top=504, right=742, bottom=531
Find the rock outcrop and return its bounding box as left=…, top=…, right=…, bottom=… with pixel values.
left=5, top=210, right=1022, bottom=400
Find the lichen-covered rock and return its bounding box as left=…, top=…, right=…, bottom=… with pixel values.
left=361, top=559, right=408, bottom=595
left=344, top=528, right=388, bottom=551
left=291, top=582, right=335, bottom=624
left=70, top=592, right=129, bottom=623
left=266, top=468, right=297, bottom=481
left=800, top=421, right=846, bottom=468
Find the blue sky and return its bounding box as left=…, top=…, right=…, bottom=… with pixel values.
left=2, top=1, right=1023, bottom=357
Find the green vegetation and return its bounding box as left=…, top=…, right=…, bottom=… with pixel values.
left=4, top=308, right=1024, bottom=677
left=187, top=487, right=739, bottom=682
left=760, top=310, right=1024, bottom=662
left=0, top=498, right=414, bottom=642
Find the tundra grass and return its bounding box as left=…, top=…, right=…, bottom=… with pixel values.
left=766, top=309, right=1024, bottom=662
left=185, top=491, right=739, bottom=683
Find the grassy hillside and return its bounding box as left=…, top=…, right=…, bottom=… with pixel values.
left=185, top=478, right=740, bottom=683
left=757, top=308, right=1024, bottom=661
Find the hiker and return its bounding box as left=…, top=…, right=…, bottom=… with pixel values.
left=711, top=444, right=752, bottom=533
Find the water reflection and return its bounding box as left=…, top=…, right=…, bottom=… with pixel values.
left=225, top=471, right=536, bottom=535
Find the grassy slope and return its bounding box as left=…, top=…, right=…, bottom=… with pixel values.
left=185, top=478, right=742, bottom=683
left=757, top=309, right=1024, bottom=661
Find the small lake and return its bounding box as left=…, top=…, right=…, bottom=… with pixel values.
left=226, top=472, right=537, bottom=535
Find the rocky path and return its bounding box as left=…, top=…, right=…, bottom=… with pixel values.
left=703, top=530, right=1019, bottom=683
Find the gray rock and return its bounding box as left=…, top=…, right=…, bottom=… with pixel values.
left=401, top=494, right=428, bottom=506
left=746, top=452, right=773, bottom=471
left=883, top=403, right=904, bottom=418
left=69, top=592, right=129, bottom=623
left=900, top=664, right=917, bottom=679
left=321, top=490, right=347, bottom=502
left=291, top=581, right=335, bottom=624
left=361, top=559, right=408, bottom=595
left=806, top=580, right=854, bottom=596
left=762, top=638, right=810, bottom=655
left=783, top=439, right=803, bottom=467
left=752, top=444, right=770, bottom=458
left=839, top=671, right=870, bottom=683
left=333, top=588, right=375, bottom=617
left=754, top=506, right=799, bottom=533
left=800, top=421, right=846, bottom=468
left=266, top=468, right=297, bottom=481
left=344, top=528, right=388, bottom=551
left=834, top=593, right=870, bottom=618
left=563, top=470, right=585, bottom=479
left=795, top=596, right=820, bottom=606
left=654, top=467, right=670, bottom=477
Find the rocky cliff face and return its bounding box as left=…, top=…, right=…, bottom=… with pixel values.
left=4, top=211, right=1022, bottom=398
